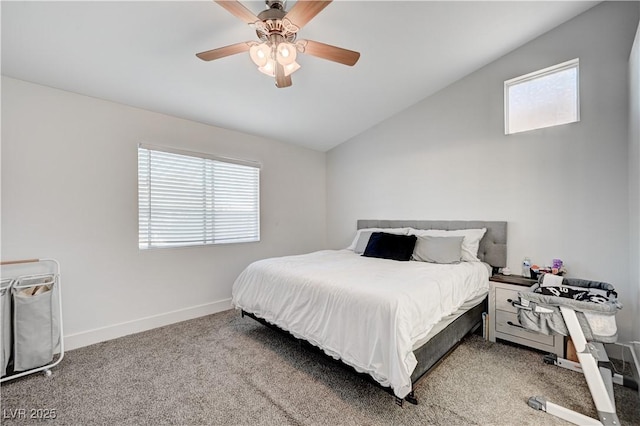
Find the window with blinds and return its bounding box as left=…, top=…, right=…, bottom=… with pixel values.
left=138, top=145, right=260, bottom=249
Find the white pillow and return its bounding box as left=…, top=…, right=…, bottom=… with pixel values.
left=408, top=228, right=487, bottom=262
left=347, top=227, right=410, bottom=254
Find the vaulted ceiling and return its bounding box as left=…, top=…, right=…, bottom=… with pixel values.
left=1, top=1, right=599, bottom=151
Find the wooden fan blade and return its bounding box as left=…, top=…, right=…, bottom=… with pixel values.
left=215, top=0, right=260, bottom=25
left=284, top=0, right=332, bottom=30
left=196, top=42, right=252, bottom=61
left=298, top=39, right=360, bottom=66
left=275, top=62, right=292, bottom=88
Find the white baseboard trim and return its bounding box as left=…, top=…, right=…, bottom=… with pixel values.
left=64, top=298, right=233, bottom=351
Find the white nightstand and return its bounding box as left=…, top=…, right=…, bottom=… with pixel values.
left=488, top=274, right=564, bottom=357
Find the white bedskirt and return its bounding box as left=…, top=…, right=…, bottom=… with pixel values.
left=232, top=249, right=489, bottom=398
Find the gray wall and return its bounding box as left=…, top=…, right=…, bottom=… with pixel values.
left=630, top=22, right=640, bottom=342
left=1, top=77, right=327, bottom=348
left=327, top=2, right=639, bottom=341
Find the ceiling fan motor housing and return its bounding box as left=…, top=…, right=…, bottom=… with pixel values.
left=256, top=0, right=297, bottom=43
left=265, top=0, right=285, bottom=10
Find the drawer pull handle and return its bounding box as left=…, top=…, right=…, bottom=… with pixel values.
left=509, top=298, right=532, bottom=310
left=507, top=321, right=526, bottom=330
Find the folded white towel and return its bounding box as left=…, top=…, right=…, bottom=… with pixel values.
left=541, top=273, right=564, bottom=287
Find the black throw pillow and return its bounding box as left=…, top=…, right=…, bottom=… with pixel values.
left=362, top=232, right=417, bottom=262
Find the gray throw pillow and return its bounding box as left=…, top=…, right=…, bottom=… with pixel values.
left=412, top=235, right=464, bottom=264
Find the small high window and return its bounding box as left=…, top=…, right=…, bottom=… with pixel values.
left=505, top=58, right=579, bottom=134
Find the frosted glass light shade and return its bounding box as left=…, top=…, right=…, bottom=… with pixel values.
left=276, top=42, right=297, bottom=66
left=249, top=43, right=271, bottom=67
left=283, top=61, right=300, bottom=76
left=258, top=60, right=275, bottom=77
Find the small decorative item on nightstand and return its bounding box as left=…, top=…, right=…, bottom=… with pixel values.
left=552, top=258, right=563, bottom=274
left=522, top=257, right=532, bottom=278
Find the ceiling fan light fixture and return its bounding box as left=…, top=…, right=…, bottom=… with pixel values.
left=257, top=58, right=299, bottom=78
left=258, top=59, right=276, bottom=77
left=276, top=42, right=297, bottom=65
left=283, top=61, right=300, bottom=76
left=200, top=0, right=361, bottom=88
left=249, top=43, right=271, bottom=67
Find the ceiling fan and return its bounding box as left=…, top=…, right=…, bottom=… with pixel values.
left=196, top=0, right=360, bottom=88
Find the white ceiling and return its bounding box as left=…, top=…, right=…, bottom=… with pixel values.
left=1, top=1, right=599, bottom=152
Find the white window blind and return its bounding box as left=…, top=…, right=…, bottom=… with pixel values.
left=505, top=58, right=579, bottom=134
left=138, top=145, right=260, bottom=249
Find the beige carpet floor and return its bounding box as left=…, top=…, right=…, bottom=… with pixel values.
left=1, top=309, right=638, bottom=425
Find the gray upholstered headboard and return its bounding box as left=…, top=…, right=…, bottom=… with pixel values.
left=357, top=220, right=507, bottom=268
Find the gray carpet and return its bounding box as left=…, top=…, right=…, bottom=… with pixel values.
left=1, top=309, right=638, bottom=425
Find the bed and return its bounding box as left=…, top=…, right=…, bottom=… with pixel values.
left=232, top=220, right=507, bottom=404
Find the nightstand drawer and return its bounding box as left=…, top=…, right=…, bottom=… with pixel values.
left=495, top=310, right=555, bottom=346
left=489, top=276, right=564, bottom=356
left=495, top=287, right=522, bottom=314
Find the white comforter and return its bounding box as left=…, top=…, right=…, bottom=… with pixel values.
left=232, top=249, right=489, bottom=398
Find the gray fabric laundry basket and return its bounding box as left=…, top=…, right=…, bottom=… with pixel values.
left=1, top=279, right=13, bottom=377
left=12, top=275, right=55, bottom=372
left=517, top=277, right=621, bottom=343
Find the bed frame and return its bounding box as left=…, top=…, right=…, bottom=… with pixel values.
left=243, top=220, right=507, bottom=406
